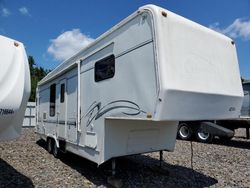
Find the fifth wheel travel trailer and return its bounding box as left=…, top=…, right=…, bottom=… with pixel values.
left=36, top=4, right=243, bottom=167
left=0, top=35, right=31, bottom=141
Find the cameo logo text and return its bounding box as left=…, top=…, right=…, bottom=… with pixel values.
left=0, top=108, right=14, bottom=115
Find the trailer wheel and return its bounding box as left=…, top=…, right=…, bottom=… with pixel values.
left=196, top=128, right=213, bottom=143
left=47, top=138, right=53, bottom=154
left=52, top=141, right=60, bottom=158
left=178, top=123, right=193, bottom=140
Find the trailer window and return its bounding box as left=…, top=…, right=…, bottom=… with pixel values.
left=95, top=55, right=115, bottom=82
left=50, top=84, right=56, bottom=116
left=60, top=84, right=65, bottom=103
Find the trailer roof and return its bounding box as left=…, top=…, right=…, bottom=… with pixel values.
left=39, top=4, right=231, bottom=86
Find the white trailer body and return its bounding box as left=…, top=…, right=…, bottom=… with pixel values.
left=0, top=35, right=31, bottom=140
left=36, top=5, right=243, bottom=165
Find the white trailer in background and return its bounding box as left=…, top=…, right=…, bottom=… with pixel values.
left=0, top=35, right=31, bottom=141
left=35, top=4, right=243, bottom=167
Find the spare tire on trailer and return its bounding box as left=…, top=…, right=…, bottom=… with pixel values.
left=219, top=131, right=235, bottom=141
left=195, top=127, right=214, bottom=143
left=177, top=123, right=193, bottom=140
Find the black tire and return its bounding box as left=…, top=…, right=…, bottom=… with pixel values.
left=195, top=128, right=214, bottom=143
left=177, top=123, right=193, bottom=140
left=47, top=138, right=53, bottom=154
left=52, top=140, right=60, bottom=158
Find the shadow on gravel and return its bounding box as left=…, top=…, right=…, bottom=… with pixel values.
left=120, top=154, right=218, bottom=188
left=212, top=138, right=250, bottom=150
left=0, top=159, right=34, bottom=188
left=37, top=139, right=218, bottom=187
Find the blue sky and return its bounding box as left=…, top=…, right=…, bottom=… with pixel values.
left=1, top=0, right=250, bottom=78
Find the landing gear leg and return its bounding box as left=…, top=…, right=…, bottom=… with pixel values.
left=108, top=158, right=123, bottom=188
left=246, top=127, right=250, bottom=139
left=112, top=158, right=116, bottom=176
left=159, top=150, right=163, bottom=168
left=147, top=150, right=169, bottom=175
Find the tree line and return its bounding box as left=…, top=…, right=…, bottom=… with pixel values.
left=28, top=56, right=50, bottom=101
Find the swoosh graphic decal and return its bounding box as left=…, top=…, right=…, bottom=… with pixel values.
left=84, top=100, right=146, bottom=127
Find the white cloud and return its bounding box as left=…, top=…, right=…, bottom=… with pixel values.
left=19, top=6, right=30, bottom=16
left=48, top=29, right=94, bottom=61
left=210, top=18, right=250, bottom=40
left=1, top=7, right=10, bottom=17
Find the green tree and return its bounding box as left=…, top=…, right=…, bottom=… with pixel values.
left=28, top=56, right=50, bottom=101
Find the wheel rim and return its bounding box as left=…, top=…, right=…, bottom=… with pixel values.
left=179, top=125, right=190, bottom=138
left=197, top=131, right=210, bottom=140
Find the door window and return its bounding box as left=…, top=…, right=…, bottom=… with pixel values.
left=50, top=84, right=56, bottom=116
left=60, top=83, right=65, bottom=103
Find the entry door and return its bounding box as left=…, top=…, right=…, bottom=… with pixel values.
left=67, top=76, right=78, bottom=143
left=58, top=79, right=67, bottom=139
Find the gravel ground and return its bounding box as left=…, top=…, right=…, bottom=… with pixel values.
left=0, top=128, right=250, bottom=188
